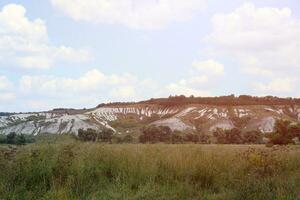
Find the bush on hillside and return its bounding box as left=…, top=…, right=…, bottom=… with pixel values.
left=243, top=130, right=263, bottom=144
left=6, top=132, right=17, bottom=144
left=171, top=131, right=184, bottom=144
left=122, top=135, right=134, bottom=143
left=0, top=132, right=35, bottom=145
left=78, top=128, right=97, bottom=142
left=198, top=133, right=210, bottom=143
left=99, top=128, right=114, bottom=143
left=213, top=128, right=243, bottom=144
left=139, top=125, right=172, bottom=143
left=139, top=126, right=210, bottom=144
left=15, top=134, right=26, bottom=145
left=77, top=128, right=114, bottom=142
left=268, top=119, right=300, bottom=145
left=183, top=132, right=209, bottom=143
left=213, top=128, right=265, bottom=144
left=0, top=134, right=6, bottom=144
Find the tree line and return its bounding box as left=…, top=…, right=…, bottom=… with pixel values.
left=141, top=95, right=300, bottom=106
left=76, top=119, right=300, bottom=145
left=139, top=120, right=300, bottom=145
left=97, top=95, right=300, bottom=108
left=138, top=125, right=264, bottom=144
left=0, top=132, right=35, bottom=145
left=76, top=128, right=133, bottom=143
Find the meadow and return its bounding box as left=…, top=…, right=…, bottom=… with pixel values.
left=1, top=137, right=300, bottom=200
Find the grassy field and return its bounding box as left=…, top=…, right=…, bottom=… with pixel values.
left=1, top=139, right=300, bottom=199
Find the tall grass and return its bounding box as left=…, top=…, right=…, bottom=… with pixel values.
left=1, top=142, right=300, bottom=200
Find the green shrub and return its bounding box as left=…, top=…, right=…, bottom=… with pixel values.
left=77, top=128, right=114, bottom=143
left=243, top=130, right=263, bottom=144
left=0, top=133, right=36, bottom=145
left=171, top=131, right=184, bottom=144
left=213, top=128, right=243, bottom=144
left=15, top=134, right=26, bottom=145
left=0, top=134, right=6, bottom=144
left=139, top=125, right=172, bottom=143
left=6, top=132, right=16, bottom=144
left=268, top=119, right=300, bottom=145
left=77, top=128, right=97, bottom=142
left=122, top=135, right=134, bottom=143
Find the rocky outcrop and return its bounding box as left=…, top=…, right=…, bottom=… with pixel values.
left=1, top=104, right=300, bottom=135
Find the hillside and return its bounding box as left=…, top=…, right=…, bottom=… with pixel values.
left=1, top=95, right=300, bottom=136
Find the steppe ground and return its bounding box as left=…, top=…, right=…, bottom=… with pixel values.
left=1, top=137, right=300, bottom=200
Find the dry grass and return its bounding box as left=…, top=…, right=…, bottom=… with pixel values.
left=1, top=142, right=300, bottom=199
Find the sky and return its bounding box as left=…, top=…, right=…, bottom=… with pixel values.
left=0, top=0, right=300, bottom=112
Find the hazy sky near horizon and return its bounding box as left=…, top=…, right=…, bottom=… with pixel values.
left=0, top=0, right=300, bottom=112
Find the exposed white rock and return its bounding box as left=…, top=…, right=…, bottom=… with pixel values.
left=90, top=106, right=178, bottom=121
left=198, top=109, right=207, bottom=117
left=1, top=104, right=299, bottom=136
left=152, top=117, right=192, bottom=131
left=258, top=117, right=276, bottom=133
left=0, top=113, right=102, bottom=135
left=175, top=107, right=196, bottom=117
left=209, top=120, right=235, bottom=132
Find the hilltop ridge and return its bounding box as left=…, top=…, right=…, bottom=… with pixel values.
left=1, top=95, right=300, bottom=136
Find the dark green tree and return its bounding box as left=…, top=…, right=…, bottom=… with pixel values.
left=213, top=128, right=227, bottom=144
left=6, top=132, right=16, bottom=144
left=157, top=126, right=172, bottom=142
left=99, top=128, right=114, bottom=143
left=198, top=133, right=210, bottom=144
left=77, top=128, right=97, bottom=142
left=268, top=119, right=295, bottom=145
left=122, top=135, right=133, bottom=143
left=139, top=125, right=172, bottom=143
left=226, top=128, right=243, bottom=144
left=288, top=123, right=300, bottom=138
left=0, top=134, right=6, bottom=144
left=16, top=134, right=26, bottom=145
left=184, top=133, right=200, bottom=143
left=243, top=130, right=263, bottom=144
left=213, top=128, right=243, bottom=144
left=171, top=131, right=184, bottom=144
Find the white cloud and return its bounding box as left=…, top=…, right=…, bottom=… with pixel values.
left=20, top=69, right=138, bottom=95
left=178, top=75, right=208, bottom=86
left=140, top=78, right=157, bottom=90
left=253, top=78, right=297, bottom=94
left=18, top=69, right=161, bottom=109
left=0, top=4, right=91, bottom=69
left=192, top=59, right=224, bottom=75
left=205, top=3, right=300, bottom=76
left=166, top=83, right=210, bottom=97
left=204, top=3, right=300, bottom=96
left=110, top=86, right=136, bottom=98
left=51, top=0, right=206, bottom=29
left=0, top=76, right=16, bottom=102
left=165, top=75, right=210, bottom=97
left=19, top=68, right=160, bottom=105
left=25, top=100, right=52, bottom=111
left=242, top=67, right=274, bottom=77
left=0, top=92, right=16, bottom=102
left=163, top=59, right=225, bottom=97
left=0, top=76, right=13, bottom=90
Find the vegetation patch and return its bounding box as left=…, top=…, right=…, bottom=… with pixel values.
left=0, top=143, right=300, bottom=200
